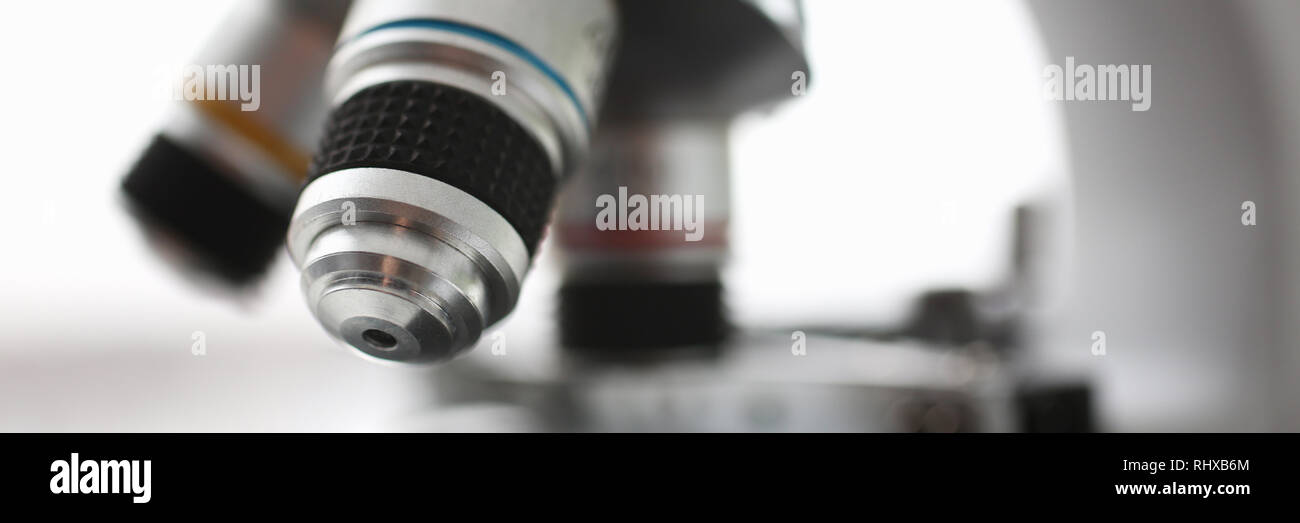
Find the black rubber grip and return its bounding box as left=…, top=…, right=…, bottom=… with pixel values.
left=559, top=281, right=729, bottom=351
left=122, top=134, right=290, bottom=284
left=308, top=80, right=556, bottom=254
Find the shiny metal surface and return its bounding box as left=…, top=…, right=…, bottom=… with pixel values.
left=289, top=0, right=618, bottom=362
left=416, top=331, right=1014, bottom=432
left=557, top=119, right=732, bottom=283
left=289, top=168, right=529, bottom=363
left=327, top=0, right=617, bottom=177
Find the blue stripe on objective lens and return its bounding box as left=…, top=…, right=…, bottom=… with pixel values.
left=349, top=18, right=591, bottom=127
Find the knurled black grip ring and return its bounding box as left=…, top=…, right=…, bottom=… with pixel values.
left=122, top=134, right=290, bottom=284
left=559, top=281, right=730, bottom=350
left=307, top=80, right=556, bottom=254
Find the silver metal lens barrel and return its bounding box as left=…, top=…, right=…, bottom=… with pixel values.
left=555, top=119, right=733, bottom=352
left=327, top=0, right=617, bottom=175
left=122, top=0, right=348, bottom=285
left=557, top=119, right=732, bottom=284
left=289, top=0, right=618, bottom=363
left=289, top=168, right=531, bottom=362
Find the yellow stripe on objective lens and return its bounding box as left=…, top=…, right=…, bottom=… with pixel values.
left=194, top=99, right=311, bottom=182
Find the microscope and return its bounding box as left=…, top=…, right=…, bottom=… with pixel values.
left=121, top=0, right=1079, bottom=432
left=126, top=0, right=809, bottom=363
